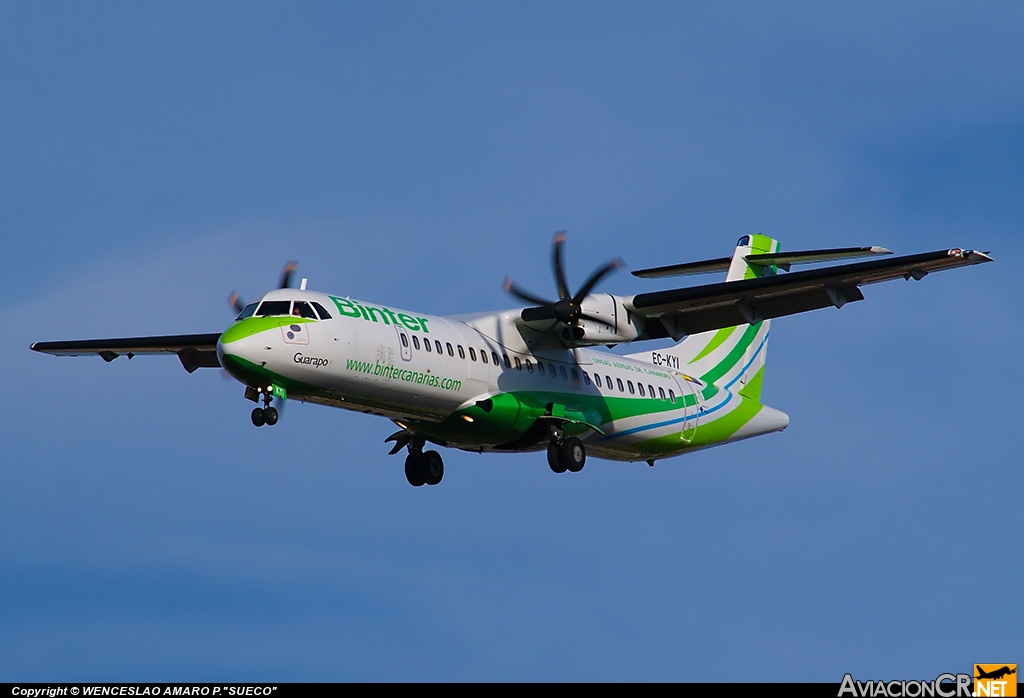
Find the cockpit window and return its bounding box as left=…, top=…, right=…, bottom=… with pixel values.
left=236, top=302, right=259, bottom=320
left=311, top=302, right=332, bottom=320
left=255, top=300, right=291, bottom=317
left=737, top=235, right=751, bottom=246
left=292, top=301, right=317, bottom=319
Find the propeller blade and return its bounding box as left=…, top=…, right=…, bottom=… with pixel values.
left=279, top=261, right=299, bottom=289
left=521, top=305, right=557, bottom=322
left=228, top=291, right=246, bottom=314
left=573, top=258, right=625, bottom=304
left=552, top=231, right=571, bottom=300
left=503, top=278, right=556, bottom=309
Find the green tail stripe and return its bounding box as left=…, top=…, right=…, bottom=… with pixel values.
left=738, top=365, right=764, bottom=402
left=688, top=326, right=737, bottom=364
left=700, top=322, right=761, bottom=386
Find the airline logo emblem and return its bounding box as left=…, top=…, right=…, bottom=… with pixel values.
left=975, top=665, right=1017, bottom=697
left=281, top=323, right=309, bottom=345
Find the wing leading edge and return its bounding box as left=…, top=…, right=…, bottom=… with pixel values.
left=30, top=333, right=222, bottom=373
left=628, top=248, right=992, bottom=339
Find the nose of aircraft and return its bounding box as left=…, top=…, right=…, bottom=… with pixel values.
left=217, top=321, right=271, bottom=385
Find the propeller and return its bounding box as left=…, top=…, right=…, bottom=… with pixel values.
left=227, top=260, right=300, bottom=316
left=503, top=232, right=624, bottom=341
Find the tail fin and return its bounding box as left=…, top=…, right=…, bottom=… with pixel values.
left=634, top=235, right=780, bottom=400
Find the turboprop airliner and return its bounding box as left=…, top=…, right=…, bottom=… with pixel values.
left=32, top=234, right=991, bottom=487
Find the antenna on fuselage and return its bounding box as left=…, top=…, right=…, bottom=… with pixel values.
left=300, top=278, right=308, bottom=290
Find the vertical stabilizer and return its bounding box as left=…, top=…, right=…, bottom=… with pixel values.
left=630, top=235, right=780, bottom=400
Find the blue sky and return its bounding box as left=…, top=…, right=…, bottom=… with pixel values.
left=1, top=2, right=1020, bottom=681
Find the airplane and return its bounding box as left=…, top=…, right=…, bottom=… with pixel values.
left=31, top=233, right=991, bottom=487
left=976, top=666, right=1017, bottom=681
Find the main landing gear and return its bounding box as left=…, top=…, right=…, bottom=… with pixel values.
left=405, top=448, right=444, bottom=487
left=386, top=430, right=445, bottom=487
left=249, top=389, right=279, bottom=427
left=547, top=435, right=586, bottom=474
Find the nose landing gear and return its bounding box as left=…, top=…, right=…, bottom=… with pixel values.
left=248, top=388, right=280, bottom=427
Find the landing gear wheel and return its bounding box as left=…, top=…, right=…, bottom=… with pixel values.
left=405, top=453, right=427, bottom=487
left=548, top=442, right=567, bottom=473
left=251, top=407, right=265, bottom=427
left=562, top=437, right=586, bottom=472
left=422, top=450, right=444, bottom=486
left=263, top=406, right=279, bottom=426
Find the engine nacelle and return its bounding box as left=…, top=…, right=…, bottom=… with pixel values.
left=571, top=294, right=642, bottom=345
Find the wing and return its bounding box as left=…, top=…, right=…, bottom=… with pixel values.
left=31, top=332, right=223, bottom=373
left=628, top=248, right=992, bottom=339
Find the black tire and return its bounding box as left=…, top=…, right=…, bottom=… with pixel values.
left=562, top=437, right=586, bottom=473
left=405, top=453, right=426, bottom=487
left=263, top=406, right=279, bottom=426
left=423, top=450, right=444, bottom=486
left=548, top=442, right=567, bottom=473
left=251, top=407, right=265, bottom=427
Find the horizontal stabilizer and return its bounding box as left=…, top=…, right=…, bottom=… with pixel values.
left=745, top=246, right=892, bottom=271
left=632, top=257, right=732, bottom=279
left=633, top=247, right=893, bottom=279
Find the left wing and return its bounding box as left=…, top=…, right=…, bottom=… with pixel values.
left=627, top=248, right=992, bottom=339
left=31, top=333, right=222, bottom=373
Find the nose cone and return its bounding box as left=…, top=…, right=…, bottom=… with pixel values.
left=217, top=319, right=271, bottom=385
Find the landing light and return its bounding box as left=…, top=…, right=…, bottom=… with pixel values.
left=461, top=415, right=474, bottom=423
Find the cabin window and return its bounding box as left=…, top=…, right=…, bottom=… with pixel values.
left=659, top=387, right=666, bottom=400
left=668, top=389, right=676, bottom=403
left=492, top=351, right=501, bottom=366
left=400, top=333, right=409, bottom=348
left=424, top=338, right=432, bottom=352
left=255, top=300, right=290, bottom=317
left=514, top=356, right=522, bottom=370
left=571, top=368, right=580, bottom=384
left=480, top=350, right=488, bottom=364
left=638, top=383, right=646, bottom=397
left=311, top=302, right=333, bottom=320
left=435, top=340, right=443, bottom=354
left=501, top=354, right=510, bottom=368
left=469, top=347, right=477, bottom=361
left=293, top=301, right=317, bottom=319
left=607, top=375, right=614, bottom=390
left=615, top=378, right=623, bottom=392
left=236, top=302, right=259, bottom=320
left=525, top=360, right=533, bottom=373
left=458, top=345, right=465, bottom=359
left=594, top=374, right=602, bottom=388
left=583, top=372, right=591, bottom=386
left=560, top=366, right=568, bottom=381
left=446, top=342, right=454, bottom=357
left=627, top=381, right=635, bottom=394
left=549, top=363, right=557, bottom=377
left=537, top=363, right=545, bottom=376
left=412, top=336, right=420, bottom=350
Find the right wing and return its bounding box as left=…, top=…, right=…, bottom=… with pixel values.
left=627, top=248, right=992, bottom=339
left=31, top=333, right=223, bottom=373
